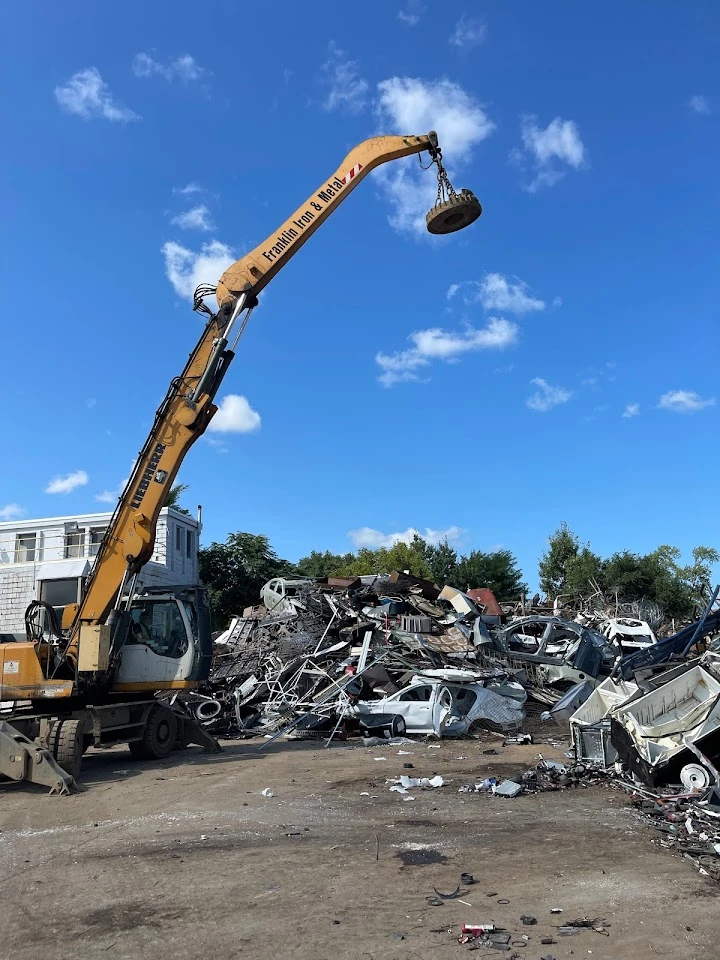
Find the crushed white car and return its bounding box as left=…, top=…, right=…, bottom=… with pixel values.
left=353, top=673, right=526, bottom=737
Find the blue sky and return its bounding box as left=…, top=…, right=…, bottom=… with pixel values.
left=1, top=1, right=718, bottom=589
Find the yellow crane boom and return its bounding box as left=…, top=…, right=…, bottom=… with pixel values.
left=73, top=132, right=478, bottom=633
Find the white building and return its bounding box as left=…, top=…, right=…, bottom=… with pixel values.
left=0, top=507, right=200, bottom=635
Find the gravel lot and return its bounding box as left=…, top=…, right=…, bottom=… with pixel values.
left=1, top=735, right=718, bottom=960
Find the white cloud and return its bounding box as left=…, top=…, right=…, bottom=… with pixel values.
left=689, top=95, right=710, bottom=115
left=321, top=41, right=368, bottom=114
left=171, top=205, right=214, bottom=231
left=622, top=402, right=640, bottom=419
left=0, top=503, right=25, bottom=521
left=133, top=53, right=206, bottom=83
left=448, top=273, right=545, bottom=314
left=95, top=466, right=133, bottom=504
left=397, top=0, right=424, bottom=26
left=45, top=470, right=89, bottom=495
left=173, top=182, right=203, bottom=195
left=526, top=378, right=571, bottom=412
left=377, top=317, right=518, bottom=386
left=514, top=116, right=585, bottom=192
left=55, top=67, right=138, bottom=122
left=162, top=239, right=235, bottom=302
left=208, top=395, right=261, bottom=433
left=374, top=77, right=494, bottom=234
left=348, top=525, right=464, bottom=549
left=658, top=389, right=715, bottom=413
left=449, top=16, right=487, bottom=48
left=95, top=487, right=121, bottom=504
left=203, top=436, right=229, bottom=455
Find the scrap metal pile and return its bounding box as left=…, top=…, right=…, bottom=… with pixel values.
left=179, top=574, right=720, bottom=774
left=184, top=572, right=530, bottom=741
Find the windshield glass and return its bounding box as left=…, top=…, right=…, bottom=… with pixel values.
left=128, top=599, right=188, bottom=659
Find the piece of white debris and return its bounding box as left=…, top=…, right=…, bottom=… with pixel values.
left=373, top=757, right=389, bottom=761
left=261, top=788, right=274, bottom=798
left=398, top=775, right=445, bottom=789
left=397, top=750, right=413, bottom=756
left=402, top=796, right=416, bottom=802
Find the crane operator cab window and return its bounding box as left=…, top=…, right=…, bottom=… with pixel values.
left=128, top=599, right=189, bottom=659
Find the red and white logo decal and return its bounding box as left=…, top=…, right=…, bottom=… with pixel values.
left=342, top=163, right=363, bottom=184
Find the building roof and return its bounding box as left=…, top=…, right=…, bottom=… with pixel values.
left=0, top=506, right=198, bottom=530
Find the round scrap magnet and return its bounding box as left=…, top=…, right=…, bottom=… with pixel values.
left=426, top=189, right=482, bottom=235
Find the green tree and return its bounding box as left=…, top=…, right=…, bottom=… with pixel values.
left=681, top=546, right=720, bottom=600
left=602, top=549, right=690, bottom=619
left=385, top=540, right=433, bottom=579
left=425, top=538, right=459, bottom=586
left=163, top=483, right=190, bottom=515
left=596, top=543, right=719, bottom=621
left=455, top=549, right=526, bottom=599
left=337, top=539, right=433, bottom=579
left=198, top=532, right=296, bottom=628
left=538, top=522, right=581, bottom=598
left=565, top=547, right=603, bottom=596
left=296, top=549, right=355, bottom=578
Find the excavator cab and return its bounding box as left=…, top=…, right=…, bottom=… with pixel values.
left=114, top=585, right=213, bottom=690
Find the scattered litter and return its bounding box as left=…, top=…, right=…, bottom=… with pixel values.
left=260, top=788, right=274, bottom=797
left=550, top=907, right=563, bottom=914
left=399, top=774, right=444, bottom=789
left=520, top=916, right=537, bottom=926
left=492, top=780, right=522, bottom=798
left=460, top=872, right=475, bottom=885
left=433, top=886, right=461, bottom=900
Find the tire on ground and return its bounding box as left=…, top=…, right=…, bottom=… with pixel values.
left=48, top=718, right=87, bottom=779
left=129, top=705, right=178, bottom=761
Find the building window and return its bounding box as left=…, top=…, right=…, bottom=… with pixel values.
left=64, top=524, right=84, bottom=559
left=175, top=526, right=182, bottom=552
left=15, top=532, right=37, bottom=563
left=186, top=529, right=193, bottom=558
left=89, top=527, right=106, bottom=557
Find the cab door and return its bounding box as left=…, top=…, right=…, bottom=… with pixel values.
left=114, top=597, right=195, bottom=688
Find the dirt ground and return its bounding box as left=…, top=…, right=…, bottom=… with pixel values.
left=1, top=731, right=718, bottom=960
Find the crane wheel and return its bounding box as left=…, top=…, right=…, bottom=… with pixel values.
left=129, top=705, right=178, bottom=761
left=48, top=719, right=86, bottom=780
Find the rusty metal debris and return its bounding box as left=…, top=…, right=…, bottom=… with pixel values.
left=174, top=574, right=720, bottom=889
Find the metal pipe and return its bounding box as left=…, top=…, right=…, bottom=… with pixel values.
left=190, top=294, right=247, bottom=402
left=682, top=585, right=720, bottom=657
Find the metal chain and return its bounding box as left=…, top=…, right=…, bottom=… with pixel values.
left=418, top=143, right=460, bottom=205
left=432, top=148, right=458, bottom=206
